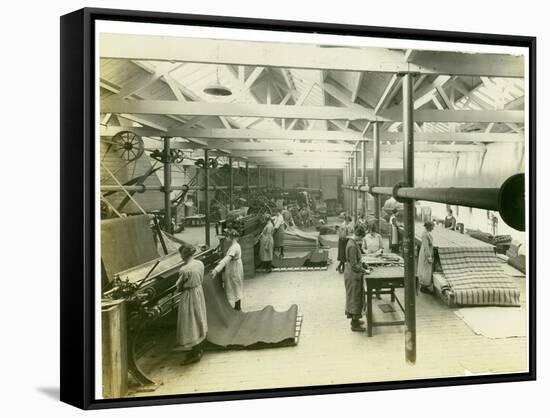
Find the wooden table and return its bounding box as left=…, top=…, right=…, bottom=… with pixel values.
left=363, top=266, right=406, bottom=337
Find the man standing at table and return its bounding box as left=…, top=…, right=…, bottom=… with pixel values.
left=344, top=224, right=368, bottom=332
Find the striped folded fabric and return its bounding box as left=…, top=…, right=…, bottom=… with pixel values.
left=437, top=247, right=520, bottom=306
left=283, top=226, right=320, bottom=250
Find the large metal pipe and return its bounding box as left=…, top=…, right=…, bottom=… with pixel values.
left=367, top=173, right=525, bottom=231
left=163, top=136, right=172, bottom=233
left=402, top=73, right=416, bottom=365
left=229, top=156, right=234, bottom=210
left=373, top=122, right=381, bottom=232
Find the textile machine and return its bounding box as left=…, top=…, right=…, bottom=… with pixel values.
left=103, top=247, right=223, bottom=389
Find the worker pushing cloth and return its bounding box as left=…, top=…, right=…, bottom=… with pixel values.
left=212, top=228, right=245, bottom=311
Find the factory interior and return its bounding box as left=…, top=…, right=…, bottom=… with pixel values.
left=98, top=32, right=528, bottom=399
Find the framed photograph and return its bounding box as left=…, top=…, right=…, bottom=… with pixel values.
left=60, top=7, right=535, bottom=409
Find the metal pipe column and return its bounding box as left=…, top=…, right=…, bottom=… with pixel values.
left=246, top=161, right=250, bottom=205
left=373, top=122, right=381, bottom=233
left=162, top=136, right=172, bottom=233
left=362, top=140, right=368, bottom=218
left=352, top=151, right=356, bottom=221
left=342, top=163, right=348, bottom=212
left=402, top=73, right=416, bottom=364
left=204, top=149, right=210, bottom=247
left=346, top=162, right=350, bottom=214
left=257, top=165, right=261, bottom=188
left=353, top=149, right=359, bottom=223
left=229, top=156, right=234, bottom=210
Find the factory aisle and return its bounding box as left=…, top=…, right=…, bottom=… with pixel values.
left=133, top=247, right=527, bottom=396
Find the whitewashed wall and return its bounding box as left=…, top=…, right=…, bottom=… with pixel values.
left=415, top=142, right=526, bottom=242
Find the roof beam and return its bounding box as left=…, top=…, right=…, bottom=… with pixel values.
left=102, top=98, right=524, bottom=123
left=100, top=34, right=525, bottom=77
left=100, top=126, right=523, bottom=143
left=234, top=143, right=483, bottom=156
left=351, top=72, right=364, bottom=102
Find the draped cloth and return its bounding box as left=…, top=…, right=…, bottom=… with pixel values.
left=203, top=273, right=299, bottom=348
left=417, top=230, right=434, bottom=288
left=344, top=239, right=365, bottom=318
left=176, top=259, right=208, bottom=350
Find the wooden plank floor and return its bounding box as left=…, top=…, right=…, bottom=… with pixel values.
left=130, top=245, right=527, bottom=397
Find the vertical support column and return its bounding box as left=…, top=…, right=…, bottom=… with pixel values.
left=353, top=149, right=360, bottom=223
left=347, top=161, right=351, bottom=214
left=402, top=73, right=416, bottom=364
left=362, top=139, right=368, bottom=218
left=342, top=166, right=346, bottom=213
left=245, top=161, right=250, bottom=205
left=204, top=149, right=210, bottom=247
left=373, top=122, right=381, bottom=233
left=344, top=161, right=351, bottom=215
left=229, top=156, right=234, bottom=211
left=258, top=165, right=261, bottom=188
left=351, top=156, right=356, bottom=221
left=162, top=136, right=172, bottom=233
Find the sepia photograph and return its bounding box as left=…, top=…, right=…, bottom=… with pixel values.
left=71, top=11, right=533, bottom=405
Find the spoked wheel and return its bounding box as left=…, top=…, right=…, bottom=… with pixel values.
left=103, top=131, right=145, bottom=162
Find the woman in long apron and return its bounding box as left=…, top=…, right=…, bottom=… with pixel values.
left=175, top=243, right=208, bottom=365
left=272, top=208, right=285, bottom=257
left=258, top=214, right=274, bottom=272
left=344, top=224, right=368, bottom=332
left=336, top=216, right=354, bottom=273
left=389, top=208, right=400, bottom=253
left=417, top=221, right=435, bottom=293
left=212, top=228, right=245, bottom=311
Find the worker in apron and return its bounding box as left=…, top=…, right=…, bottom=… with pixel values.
left=389, top=208, right=400, bottom=253
left=418, top=221, right=435, bottom=293
left=444, top=208, right=457, bottom=230
left=258, top=214, right=274, bottom=272
left=175, top=243, right=208, bottom=365
left=212, top=228, right=244, bottom=311
left=272, top=208, right=285, bottom=257
left=344, top=224, right=369, bottom=332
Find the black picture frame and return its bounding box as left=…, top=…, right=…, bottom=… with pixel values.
left=60, top=7, right=536, bottom=410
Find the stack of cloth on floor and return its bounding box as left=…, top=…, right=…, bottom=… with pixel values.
left=283, top=226, right=321, bottom=250
left=224, top=213, right=262, bottom=236
left=436, top=246, right=520, bottom=306
left=467, top=229, right=512, bottom=254
left=506, top=241, right=526, bottom=274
